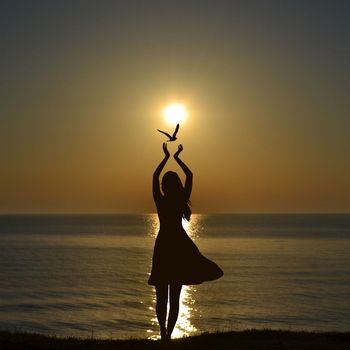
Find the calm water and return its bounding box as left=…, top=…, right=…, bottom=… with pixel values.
left=0, top=214, right=350, bottom=339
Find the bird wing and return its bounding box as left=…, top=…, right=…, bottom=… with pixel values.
left=173, top=124, right=180, bottom=137
left=157, top=129, right=172, bottom=139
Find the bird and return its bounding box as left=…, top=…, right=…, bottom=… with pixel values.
left=157, top=123, right=179, bottom=142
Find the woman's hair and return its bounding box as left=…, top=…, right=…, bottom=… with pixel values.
left=161, top=171, right=191, bottom=221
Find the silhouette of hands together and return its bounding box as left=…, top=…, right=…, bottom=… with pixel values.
left=162, top=143, right=183, bottom=158
left=174, top=144, right=183, bottom=159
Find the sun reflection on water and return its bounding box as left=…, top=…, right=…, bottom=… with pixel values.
left=171, top=285, right=198, bottom=338
left=146, top=213, right=202, bottom=240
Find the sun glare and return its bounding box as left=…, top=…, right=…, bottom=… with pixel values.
left=162, top=103, right=188, bottom=125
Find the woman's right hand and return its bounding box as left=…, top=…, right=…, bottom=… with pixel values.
left=162, top=142, right=170, bottom=157
left=174, top=144, right=183, bottom=159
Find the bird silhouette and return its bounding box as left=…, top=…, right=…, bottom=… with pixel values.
left=157, top=123, right=179, bottom=142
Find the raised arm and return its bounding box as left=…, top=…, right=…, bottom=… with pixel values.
left=174, top=144, right=193, bottom=200
left=153, top=143, right=170, bottom=203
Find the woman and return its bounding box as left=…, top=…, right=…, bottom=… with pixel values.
left=148, top=142, right=223, bottom=340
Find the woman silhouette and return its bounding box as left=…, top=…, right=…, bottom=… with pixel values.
left=148, top=143, right=223, bottom=340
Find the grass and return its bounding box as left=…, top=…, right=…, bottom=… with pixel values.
left=1, top=329, right=350, bottom=350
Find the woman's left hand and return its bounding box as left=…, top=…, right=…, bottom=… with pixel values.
left=162, top=142, right=170, bottom=157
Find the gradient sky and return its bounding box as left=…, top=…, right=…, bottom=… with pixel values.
left=1, top=1, right=349, bottom=213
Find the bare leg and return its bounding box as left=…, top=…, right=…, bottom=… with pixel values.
left=167, top=284, right=182, bottom=339
left=155, top=284, right=168, bottom=340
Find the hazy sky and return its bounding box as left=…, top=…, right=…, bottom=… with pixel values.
left=1, top=1, right=349, bottom=213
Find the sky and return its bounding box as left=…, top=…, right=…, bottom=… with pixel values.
left=1, top=0, right=349, bottom=214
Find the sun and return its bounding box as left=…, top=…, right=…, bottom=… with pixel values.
left=162, top=103, right=188, bottom=125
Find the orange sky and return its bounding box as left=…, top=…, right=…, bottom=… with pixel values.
left=1, top=2, right=349, bottom=213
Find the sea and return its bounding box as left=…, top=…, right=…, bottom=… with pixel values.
left=0, top=214, right=350, bottom=339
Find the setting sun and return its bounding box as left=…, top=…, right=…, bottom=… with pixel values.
left=162, top=103, right=188, bottom=125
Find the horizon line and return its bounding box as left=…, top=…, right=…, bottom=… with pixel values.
left=0, top=212, right=349, bottom=216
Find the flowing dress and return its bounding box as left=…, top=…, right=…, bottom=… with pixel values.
left=148, top=198, right=223, bottom=285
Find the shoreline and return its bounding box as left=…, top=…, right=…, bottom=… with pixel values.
left=1, top=329, right=350, bottom=350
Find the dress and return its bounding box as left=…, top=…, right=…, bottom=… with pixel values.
left=148, top=198, right=223, bottom=285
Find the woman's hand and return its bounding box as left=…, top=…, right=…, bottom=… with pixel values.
left=174, top=144, right=183, bottom=159
left=162, top=142, right=170, bottom=157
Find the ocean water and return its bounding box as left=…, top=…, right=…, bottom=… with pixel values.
left=0, top=214, right=350, bottom=339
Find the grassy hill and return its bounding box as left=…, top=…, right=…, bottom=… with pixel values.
left=1, top=329, right=350, bottom=350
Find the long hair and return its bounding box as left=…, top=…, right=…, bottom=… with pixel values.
left=161, top=171, right=191, bottom=221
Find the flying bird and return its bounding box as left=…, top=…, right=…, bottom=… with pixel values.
left=157, top=123, right=179, bottom=142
